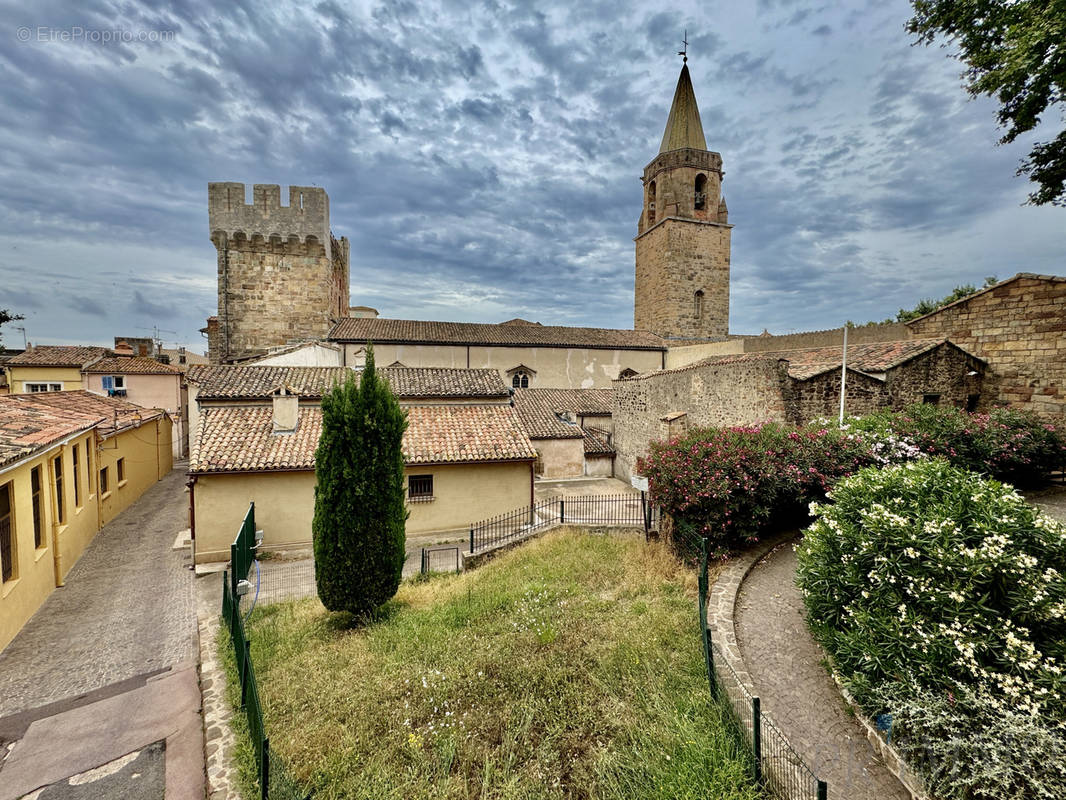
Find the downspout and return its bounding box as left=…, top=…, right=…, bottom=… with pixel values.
left=466, top=345, right=470, bottom=369
left=661, top=349, right=665, bottom=370
left=187, top=476, right=197, bottom=565
left=48, top=447, right=64, bottom=587
left=156, top=419, right=161, bottom=479
left=529, top=460, right=534, bottom=506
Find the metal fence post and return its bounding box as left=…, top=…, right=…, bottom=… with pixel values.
left=260, top=737, right=270, bottom=800
left=817, top=780, right=828, bottom=800
left=752, top=696, right=762, bottom=784
left=560, top=499, right=565, bottom=524
left=241, top=638, right=251, bottom=708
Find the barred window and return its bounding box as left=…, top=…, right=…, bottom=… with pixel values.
left=31, top=466, right=43, bottom=549
left=408, top=474, right=433, bottom=501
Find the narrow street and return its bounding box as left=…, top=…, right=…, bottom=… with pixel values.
left=0, top=465, right=201, bottom=799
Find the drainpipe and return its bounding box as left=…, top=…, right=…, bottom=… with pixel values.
left=48, top=447, right=64, bottom=587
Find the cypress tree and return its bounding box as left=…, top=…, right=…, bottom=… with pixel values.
left=313, top=346, right=408, bottom=615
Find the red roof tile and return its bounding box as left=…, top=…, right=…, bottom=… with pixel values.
left=5, top=346, right=110, bottom=368
left=84, top=356, right=183, bottom=375
left=513, top=388, right=614, bottom=439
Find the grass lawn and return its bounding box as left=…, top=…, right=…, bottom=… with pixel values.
left=223, top=530, right=763, bottom=800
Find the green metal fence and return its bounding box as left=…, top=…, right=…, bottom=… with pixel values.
left=231, top=502, right=256, bottom=602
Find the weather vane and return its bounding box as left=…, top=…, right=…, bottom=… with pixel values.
left=678, top=29, right=688, bottom=63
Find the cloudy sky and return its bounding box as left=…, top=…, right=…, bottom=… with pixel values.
left=0, top=0, right=1062, bottom=352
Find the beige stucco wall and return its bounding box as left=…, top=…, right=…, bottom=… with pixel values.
left=345, top=343, right=664, bottom=389
left=192, top=459, right=534, bottom=563
left=97, top=417, right=173, bottom=527
left=85, top=373, right=184, bottom=458
left=249, top=344, right=343, bottom=366
left=531, top=438, right=585, bottom=478
left=665, top=340, right=744, bottom=369
left=585, top=454, right=615, bottom=477
left=7, top=366, right=86, bottom=392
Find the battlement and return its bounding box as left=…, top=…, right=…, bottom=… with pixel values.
left=208, top=182, right=333, bottom=258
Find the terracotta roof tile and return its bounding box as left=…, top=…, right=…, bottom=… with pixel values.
left=190, top=404, right=536, bottom=474
left=582, top=427, right=614, bottom=456
left=328, top=317, right=667, bottom=350
left=0, top=391, right=162, bottom=467
left=513, top=388, right=613, bottom=439
left=5, top=345, right=110, bottom=368
left=84, top=356, right=183, bottom=375
left=187, top=365, right=510, bottom=401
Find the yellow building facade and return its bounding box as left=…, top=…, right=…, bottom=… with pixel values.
left=0, top=392, right=173, bottom=651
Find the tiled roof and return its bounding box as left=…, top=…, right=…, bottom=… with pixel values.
left=187, top=365, right=510, bottom=401
left=190, top=404, right=535, bottom=473
left=513, top=388, right=614, bottom=439
left=582, top=427, right=614, bottom=457
left=84, top=356, right=183, bottom=375
left=328, top=317, right=667, bottom=351
left=5, top=345, right=110, bottom=368
left=699, top=338, right=963, bottom=381
left=0, top=391, right=162, bottom=467
left=186, top=366, right=349, bottom=400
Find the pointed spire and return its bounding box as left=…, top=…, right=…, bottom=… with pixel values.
left=659, top=62, right=707, bottom=153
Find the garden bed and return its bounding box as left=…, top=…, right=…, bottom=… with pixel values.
left=223, top=530, right=764, bottom=800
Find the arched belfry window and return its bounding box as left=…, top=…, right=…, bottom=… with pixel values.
left=647, top=180, right=656, bottom=225
left=694, top=290, right=704, bottom=319
left=694, top=174, right=707, bottom=210
left=512, top=371, right=530, bottom=389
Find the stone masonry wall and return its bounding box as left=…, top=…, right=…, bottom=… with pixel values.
left=787, top=369, right=886, bottom=425
left=907, top=275, right=1065, bottom=421
left=209, top=183, right=350, bottom=363
left=613, top=357, right=789, bottom=480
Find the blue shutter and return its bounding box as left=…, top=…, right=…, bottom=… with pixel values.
left=102, top=376, right=113, bottom=391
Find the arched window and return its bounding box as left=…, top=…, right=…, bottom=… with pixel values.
left=694, top=174, right=707, bottom=210
left=619, top=368, right=639, bottom=379
left=512, top=371, right=530, bottom=389
left=646, top=180, right=656, bottom=225
left=694, top=290, right=704, bottom=319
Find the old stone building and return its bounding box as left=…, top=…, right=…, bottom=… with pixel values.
left=612, top=339, right=986, bottom=480
left=207, top=183, right=350, bottom=363
left=906, top=274, right=1065, bottom=420
left=634, top=60, right=731, bottom=340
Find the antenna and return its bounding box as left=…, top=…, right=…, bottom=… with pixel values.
left=678, top=29, right=688, bottom=63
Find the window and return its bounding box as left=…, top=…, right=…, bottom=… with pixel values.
left=966, top=394, right=980, bottom=412
left=646, top=180, right=656, bottom=225
left=25, top=382, right=62, bottom=392
left=100, top=467, right=109, bottom=495
left=86, top=442, right=94, bottom=495
left=408, top=474, right=433, bottom=501
left=102, top=375, right=126, bottom=397
left=117, top=458, right=126, bottom=483
left=53, top=455, right=65, bottom=524
left=1, top=481, right=14, bottom=582
left=511, top=371, right=530, bottom=389
left=73, top=444, right=81, bottom=507
left=31, top=466, right=43, bottom=549
left=694, top=290, right=704, bottom=320
left=923, top=393, right=941, bottom=406
left=694, top=173, right=707, bottom=210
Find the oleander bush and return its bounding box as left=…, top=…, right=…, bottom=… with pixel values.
left=796, top=459, right=1066, bottom=799
left=845, top=404, right=1065, bottom=487
left=641, top=406, right=1065, bottom=558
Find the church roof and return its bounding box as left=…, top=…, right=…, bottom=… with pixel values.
left=513, top=388, right=614, bottom=439
left=328, top=318, right=667, bottom=351
left=659, top=63, right=707, bottom=153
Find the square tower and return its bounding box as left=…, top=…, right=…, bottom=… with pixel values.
left=634, top=64, right=731, bottom=340
left=208, top=183, right=350, bottom=363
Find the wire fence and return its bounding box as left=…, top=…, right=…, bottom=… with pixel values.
left=421, top=545, right=461, bottom=575
left=469, top=492, right=656, bottom=552
left=691, top=534, right=828, bottom=800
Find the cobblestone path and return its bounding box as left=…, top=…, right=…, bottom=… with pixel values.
left=0, top=466, right=195, bottom=718
left=734, top=540, right=910, bottom=800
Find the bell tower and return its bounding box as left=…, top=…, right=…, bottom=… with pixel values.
left=634, top=54, right=731, bottom=339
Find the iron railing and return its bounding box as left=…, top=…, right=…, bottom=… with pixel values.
left=695, top=539, right=828, bottom=800
left=469, top=493, right=656, bottom=553
left=421, top=545, right=461, bottom=575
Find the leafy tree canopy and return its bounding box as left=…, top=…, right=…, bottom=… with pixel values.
left=908, top=0, right=1066, bottom=206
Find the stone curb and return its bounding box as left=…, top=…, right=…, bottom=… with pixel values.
left=196, top=577, right=241, bottom=800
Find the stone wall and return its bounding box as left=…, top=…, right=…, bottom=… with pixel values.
left=907, top=275, right=1065, bottom=420
left=613, top=357, right=789, bottom=480
left=787, top=369, right=885, bottom=425
left=208, top=183, right=350, bottom=363
left=740, top=322, right=912, bottom=352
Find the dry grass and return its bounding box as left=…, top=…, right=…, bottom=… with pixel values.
left=224, top=530, right=762, bottom=800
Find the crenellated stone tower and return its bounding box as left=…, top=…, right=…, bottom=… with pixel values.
left=634, top=60, right=731, bottom=339
left=207, top=183, right=350, bottom=363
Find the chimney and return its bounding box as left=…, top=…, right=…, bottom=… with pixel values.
left=272, top=385, right=299, bottom=433
left=114, top=341, right=134, bottom=356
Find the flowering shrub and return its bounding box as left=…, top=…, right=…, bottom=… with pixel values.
left=638, top=422, right=873, bottom=556
left=796, top=460, right=1066, bottom=799
left=845, top=404, right=1066, bottom=486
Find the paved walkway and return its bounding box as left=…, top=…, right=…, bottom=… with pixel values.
left=0, top=466, right=196, bottom=717
left=734, top=540, right=910, bottom=800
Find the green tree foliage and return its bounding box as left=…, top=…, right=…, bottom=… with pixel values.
left=908, top=0, right=1066, bottom=206
left=0, top=309, right=24, bottom=347
left=313, top=346, right=408, bottom=616
left=895, top=276, right=997, bottom=321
